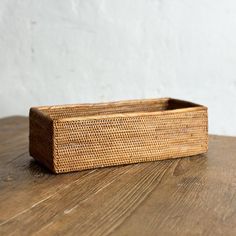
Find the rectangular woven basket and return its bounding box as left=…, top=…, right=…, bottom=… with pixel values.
left=29, top=98, right=208, bottom=173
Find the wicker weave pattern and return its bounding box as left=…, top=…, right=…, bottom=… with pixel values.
left=29, top=98, right=208, bottom=173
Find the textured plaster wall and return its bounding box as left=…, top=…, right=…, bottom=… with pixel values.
left=0, top=0, right=236, bottom=135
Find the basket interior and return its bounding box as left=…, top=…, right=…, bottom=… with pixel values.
left=39, top=98, right=200, bottom=119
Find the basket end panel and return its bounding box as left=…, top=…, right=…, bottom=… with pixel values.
left=29, top=108, right=55, bottom=173
left=162, top=108, right=208, bottom=159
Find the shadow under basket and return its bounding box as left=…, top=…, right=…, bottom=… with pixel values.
left=29, top=98, right=208, bottom=173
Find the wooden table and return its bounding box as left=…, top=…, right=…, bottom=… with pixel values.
left=1, top=117, right=236, bottom=236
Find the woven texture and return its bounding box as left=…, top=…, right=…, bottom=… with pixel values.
left=29, top=98, right=208, bottom=173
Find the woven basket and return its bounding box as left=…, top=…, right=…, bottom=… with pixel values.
left=29, top=98, right=208, bottom=173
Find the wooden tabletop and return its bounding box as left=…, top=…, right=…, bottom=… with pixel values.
left=0, top=117, right=236, bottom=236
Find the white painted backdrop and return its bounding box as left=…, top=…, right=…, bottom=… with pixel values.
left=0, top=0, right=236, bottom=135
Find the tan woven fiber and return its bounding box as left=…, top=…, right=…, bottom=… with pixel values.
left=29, top=98, right=208, bottom=173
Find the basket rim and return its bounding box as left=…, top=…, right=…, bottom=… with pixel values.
left=30, top=98, right=207, bottom=122
left=57, top=106, right=207, bottom=122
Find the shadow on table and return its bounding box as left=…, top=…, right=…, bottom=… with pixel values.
left=28, top=159, right=53, bottom=176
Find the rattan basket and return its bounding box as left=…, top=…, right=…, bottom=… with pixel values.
left=29, top=98, right=208, bottom=173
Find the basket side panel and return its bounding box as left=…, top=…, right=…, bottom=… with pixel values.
left=29, top=108, right=55, bottom=172
left=54, top=108, right=208, bottom=173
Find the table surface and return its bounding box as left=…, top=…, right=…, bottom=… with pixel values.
left=0, top=117, right=236, bottom=236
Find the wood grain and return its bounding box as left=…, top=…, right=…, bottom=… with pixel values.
left=1, top=117, right=236, bottom=235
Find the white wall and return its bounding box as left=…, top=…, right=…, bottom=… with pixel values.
left=0, top=0, right=236, bottom=136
